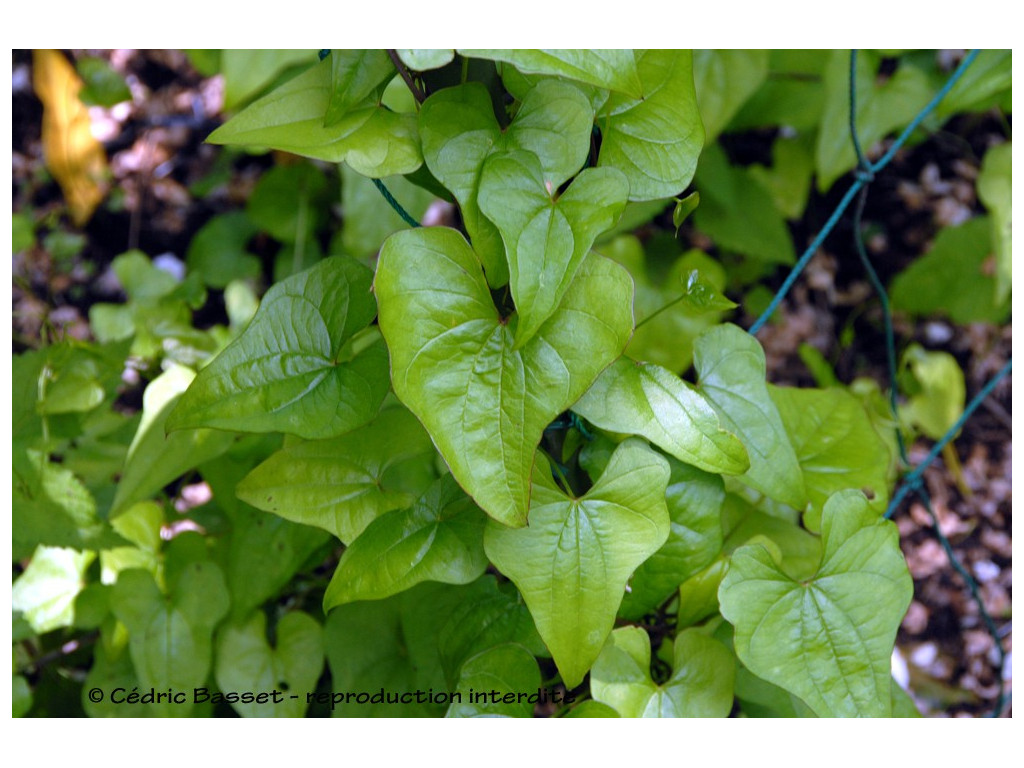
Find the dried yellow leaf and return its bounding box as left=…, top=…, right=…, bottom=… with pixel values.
left=32, top=50, right=109, bottom=225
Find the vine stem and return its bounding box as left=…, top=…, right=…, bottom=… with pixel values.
left=387, top=50, right=426, bottom=104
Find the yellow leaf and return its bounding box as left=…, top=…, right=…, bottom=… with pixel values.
left=33, top=50, right=109, bottom=225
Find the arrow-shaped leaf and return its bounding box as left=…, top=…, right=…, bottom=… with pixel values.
left=168, top=256, right=390, bottom=440
left=484, top=439, right=670, bottom=688
left=719, top=489, right=913, bottom=717
left=479, top=150, right=628, bottom=347
left=375, top=226, right=633, bottom=527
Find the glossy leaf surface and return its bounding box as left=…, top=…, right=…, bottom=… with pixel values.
left=419, top=81, right=594, bottom=285
left=209, top=57, right=422, bottom=177
left=694, top=324, right=805, bottom=509
left=460, top=49, right=643, bottom=98
left=324, top=474, right=488, bottom=608
left=237, top=405, right=436, bottom=543
left=598, top=50, right=704, bottom=201
left=574, top=356, right=748, bottom=475
left=484, top=439, right=670, bottom=687
left=376, top=227, right=633, bottom=527
left=479, top=150, right=628, bottom=346
left=719, top=490, right=913, bottom=717
left=169, top=256, right=389, bottom=440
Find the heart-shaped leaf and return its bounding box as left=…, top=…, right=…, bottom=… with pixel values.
left=693, top=49, right=769, bottom=142
left=418, top=81, right=594, bottom=286
left=459, top=49, right=643, bottom=98
left=208, top=57, right=422, bottom=178
left=375, top=226, right=633, bottom=528
left=483, top=439, right=670, bottom=688
left=214, top=611, right=324, bottom=718
left=110, top=560, right=229, bottom=717
left=598, top=50, right=704, bottom=201
left=719, top=489, right=913, bottom=717
left=693, top=324, right=805, bottom=510
left=323, top=474, right=488, bottom=608
left=574, top=356, right=748, bottom=475
left=479, top=150, right=628, bottom=347
left=237, top=404, right=436, bottom=544
left=590, top=626, right=734, bottom=717
left=168, top=256, right=390, bottom=440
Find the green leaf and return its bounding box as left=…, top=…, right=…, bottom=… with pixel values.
left=223, top=505, right=330, bottom=620
left=376, top=227, right=633, bottom=527
left=13, top=674, right=33, bottom=717
left=445, top=644, right=541, bottom=718
left=977, top=141, right=1011, bottom=305
left=598, top=50, right=704, bottom=201
left=438, top=576, right=546, bottom=686
left=419, top=80, right=595, bottom=286
left=478, top=149, right=628, bottom=346
left=237, top=404, right=436, bottom=543
left=719, top=490, right=913, bottom=717
left=816, top=50, right=932, bottom=191
left=396, top=49, right=455, bottom=71
left=75, top=55, right=131, bottom=107
left=220, top=49, right=315, bottom=109
left=722, top=493, right=821, bottom=582
left=935, top=49, right=1011, bottom=119
left=112, top=365, right=236, bottom=516
left=246, top=162, right=328, bottom=244
left=209, top=57, right=422, bottom=177
left=591, top=626, right=735, bottom=717
left=13, top=212, right=34, bottom=252
left=693, top=143, right=795, bottom=264
left=111, top=560, right=230, bottom=717
left=598, top=236, right=728, bottom=373
left=12, top=545, right=95, bottom=633
left=574, top=356, right=748, bottom=476
left=748, top=133, right=815, bottom=220
left=770, top=384, right=893, bottom=529
left=324, top=474, right=489, bottom=608
left=619, top=460, right=726, bottom=620
left=672, top=191, right=700, bottom=232
left=168, top=256, right=389, bottom=440
left=676, top=557, right=728, bottom=629
left=731, top=50, right=829, bottom=132
left=693, top=324, right=806, bottom=509
left=214, top=611, right=324, bottom=717
left=460, top=49, right=643, bottom=98
left=186, top=212, right=261, bottom=289
left=693, top=49, right=769, bottom=142
left=13, top=448, right=125, bottom=558
left=484, top=439, right=670, bottom=688
left=324, top=49, right=395, bottom=125
left=563, top=700, right=620, bottom=717
left=324, top=582, right=477, bottom=717
left=899, top=344, right=965, bottom=441
left=99, top=500, right=163, bottom=585
left=338, top=165, right=436, bottom=258
left=890, top=216, right=1008, bottom=324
